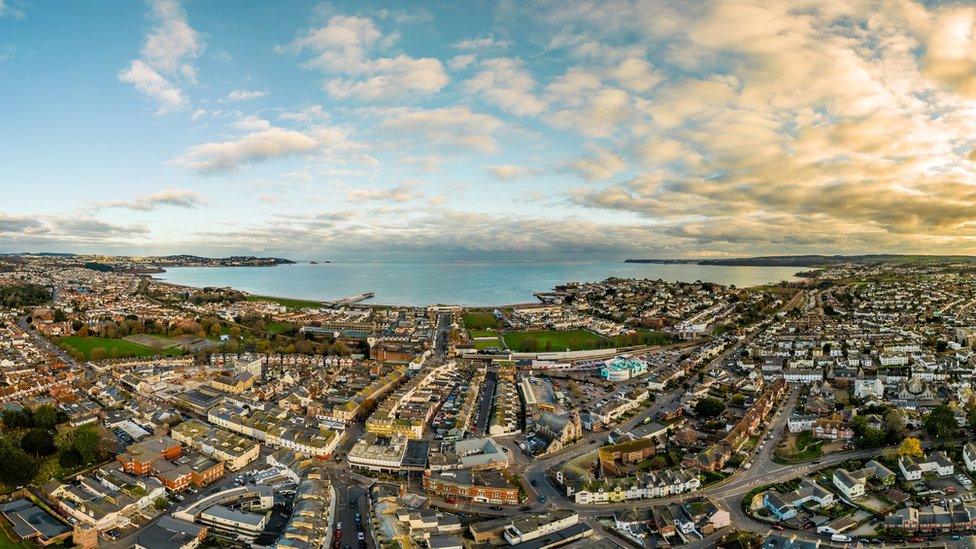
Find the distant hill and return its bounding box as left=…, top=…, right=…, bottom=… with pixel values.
left=625, top=254, right=976, bottom=267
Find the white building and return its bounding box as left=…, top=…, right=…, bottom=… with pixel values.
left=853, top=378, right=884, bottom=399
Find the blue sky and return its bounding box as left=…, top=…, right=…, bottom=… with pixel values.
left=4, top=0, right=976, bottom=259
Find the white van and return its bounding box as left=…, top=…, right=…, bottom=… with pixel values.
left=831, top=534, right=852, bottom=542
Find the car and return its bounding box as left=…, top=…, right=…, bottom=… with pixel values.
left=773, top=525, right=784, bottom=531
left=490, top=505, right=503, bottom=510
left=335, top=522, right=342, bottom=530
left=538, top=496, right=546, bottom=503
left=530, top=479, right=538, bottom=487
left=355, top=513, right=361, bottom=522
left=910, top=537, right=925, bottom=542
left=349, top=501, right=357, bottom=508
left=357, top=532, right=365, bottom=541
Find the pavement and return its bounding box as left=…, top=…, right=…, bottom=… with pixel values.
left=331, top=473, right=376, bottom=549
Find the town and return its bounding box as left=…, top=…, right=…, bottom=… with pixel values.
left=0, top=254, right=974, bottom=549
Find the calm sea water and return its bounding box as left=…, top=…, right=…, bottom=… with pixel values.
left=156, top=260, right=800, bottom=307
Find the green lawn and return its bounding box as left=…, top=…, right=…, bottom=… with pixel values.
left=502, top=329, right=611, bottom=352
left=266, top=321, right=295, bottom=335
left=56, top=336, right=182, bottom=360
left=611, top=330, right=672, bottom=347
left=463, top=312, right=501, bottom=331
left=473, top=338, right=503, bottom=350
left=774, top=430, right=823, bottom=462
left=246, top=295, right=324, bottom=309
left=0, top=524, right=29, bottom=549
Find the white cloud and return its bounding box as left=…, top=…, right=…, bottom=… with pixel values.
left=465, top=58, right=547, bottom=116
left=118, top=60, right=187, bottom=114
left=120, top=0, right=202, bottom=114
left=609, top=58, right=662, bottom=93
left=226, top=89, right=270, bottom=101
left=379, top=106, right=505, bottom=153
left=232, top=115, right=273, bottom=131
left=141, top=0, right=203, bottom=75
left=0, top=0, right=25, bottom=19
left=171, top=128, right=320, bottom=174
left=292, top=14, right=448, bottom=101
left=100, top=188, right=208, bottom=211
left=171, top=122, right=368, bottom=174
left=347, top=185, right=420, bottom=203
left=488, top=164, right=537, bottom=181
left=568, top=146, right=626, bottom=181
left=454, top=35, right=511, bottom=51
left=449, top=54, right=476, bottom=70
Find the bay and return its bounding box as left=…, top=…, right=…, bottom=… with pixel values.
left=156, top=260, right=801, bottom=307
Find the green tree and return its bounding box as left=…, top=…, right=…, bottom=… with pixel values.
left=33, top=404, right=58, bottom=431
left=20, top=428, right=55, bottom=457
left=924, top=405, right=958, bottom=439
left=884, top=407, right=908, bottom=442
left=0, top=437, right=38, bottom=485
left=694, top=397, right=726, bottom=418
left=73, top=425, right=101, bottom=464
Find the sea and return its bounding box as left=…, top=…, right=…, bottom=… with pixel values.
left=156, top=260, right=801, bottom=307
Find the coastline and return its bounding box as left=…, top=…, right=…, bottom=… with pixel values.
left=152, top=261, right=800, bottom=308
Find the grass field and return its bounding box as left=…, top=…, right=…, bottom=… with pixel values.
left=463, top=312, right=501, bottom=331
left=472, top=337, right=503, bottom=350
left=246, top=295, right=324, bottom=309
left=611, top=330, right=672, bottom=347
left=266, top=321, right=295, bottom=335
left=57, top=336, right=182, bottom=360
left=502, top=329, right=610, bottom=352
left=123, top=334, right=182, bottom=350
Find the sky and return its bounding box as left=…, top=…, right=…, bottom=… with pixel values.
left=4, top=0, right=976, bottom=260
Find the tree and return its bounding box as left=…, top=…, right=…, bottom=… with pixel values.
left=89, top=347, right=107, bottom=361
left=210, top=323, right=222, bottom=338
left=694, top=397, right=726, bottom=418
left=884, top=408, right=908, bottom=441
left=74, top=426, right=100, bottom=463
left=1, top=409, right=33, bottom=430
left=924, top=405, right=958, bottom=439
left=897, top=437, right=924, bottom=459
left=0, top=437, right=38, bottom=486
left=20, top=429, right=55, bottom=457
left=32, top=404, right=58, bottom=431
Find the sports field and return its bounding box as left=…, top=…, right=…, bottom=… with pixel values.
left=57, top=336, right=182, bottom=360
left=502, top=329, right=610, bottom=352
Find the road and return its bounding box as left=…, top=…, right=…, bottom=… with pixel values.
left=331, top=473, right=376, bottom=549
left=16, top=314, right=79, bottom=367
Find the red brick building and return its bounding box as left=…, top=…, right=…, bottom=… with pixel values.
left=423, top=470, right=519, bottom=505
left=117, top=436, right=182, bottom=475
